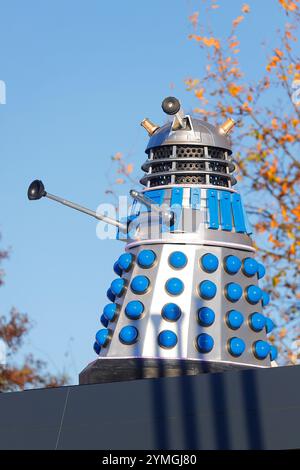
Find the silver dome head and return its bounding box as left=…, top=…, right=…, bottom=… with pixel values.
left=140, top=97, right=236, bottom=189
left=146, top=116, right=232, bottom=152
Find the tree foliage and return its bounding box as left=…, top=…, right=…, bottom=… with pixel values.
left=0, top=235, right=68, bottom=392
left=184, top=0, right=300, bottom=365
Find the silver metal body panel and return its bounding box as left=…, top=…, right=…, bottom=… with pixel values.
left=100, top=242, right=270, bottom=368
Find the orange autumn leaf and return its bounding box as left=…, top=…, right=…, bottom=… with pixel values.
left=264, top=164, right=278, bottom=182
left=279, top=327, right=287, bottom=338
left=194, top=108, right=216, bottom=117
left=288, top=353, right=298, bottom=364
left=232, top=15, right=244, bottom=28
left=281, top=182, right=288, bottom=194
left=228, top=67, right=241, bottom=78
left=275, top=48, right=284, bottom=58
left=189, top=12, right=199, bottom=28
left=202, top=37, right=221, bottom=49
left=287, top=230, right=295, bottom=240
left=281, top=205, right=289, bottom=221
left=268, top=234, right=284, bottom=248
left=194, top=108, right=207, bottom=115
left=228, top=83, right=243, bottom=97
left=195, top=88, right=206, bottom=100
left=115, top=178, right=125, bottom=184
left=255, top=223, right=267, bottom=233
left=185, top=78, right=200, bottom=90
left=242, top=3, right=250, bottom=13
left=279, top=0, right=299, bottom=12
left=230, top=41, right=240, bottom=49
left=291, top=204, right=300, bottom=221
left=286, top=30, right=293, bottom=39
left=272, top=275, right=281, bottom=287
left=280, top=134, right=295, bottom=143
left=270, top=217, right=279, bottom=228
left=112, top=152, right=122, bottom=161
left=266, top=55, right=281, bottom=71
left=189, top=35, right=221, bottom=49
left=241, top=101, right=252, bottom=112
left=126, top=163, right=134, bottom=175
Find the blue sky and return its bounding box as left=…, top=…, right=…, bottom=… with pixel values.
left=0, top=0, right=286, bottom=383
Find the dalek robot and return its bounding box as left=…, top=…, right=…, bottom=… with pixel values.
left=27, top=97, right=277, bottom=384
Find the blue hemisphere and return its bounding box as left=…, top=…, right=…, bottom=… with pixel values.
left=162, top=303, right=181, bottom=322
left=198, top=307, right=215, bottom=327
left=224, top=255, right=242, bottom=274
left=137, top=249, right=156, bottom=268
left=226, top=283, right=243, bottom=302
left=130, top=275, right=150, bottom=294
left=125, top=300, right=144, bottom=320
left=110, top=278, right=125, bottom=297
left=243, top=258, right=258, bottom=277
left=118, top=253, right=133, bottom=271
left=257, top=263, right=266, bottom=280
left=227, top=310, right=244, bottom=329
left=95, top=328, right=110, bottom=347
left=169, top=251, right=187, bottom=269
left=119, top=325, right=138, bottom=345
left=158, top=330, right=178, bottom=349
left=249, top=312, right=266, bottom=332
left=270, top=345, right=278, bottom=361
left=201, top=253, right=219, bottom=273
left=265, top=317, right=275, bottom=334
left=196, top=333, right=214, bottom=353
left=103, top=303, right=118, bottom=322
left=199, top=280, right=217, bottom=299
left=262, top=291, right=270, bottom=307
left=228, top=337, right=246, bottom=357
left=254, top=340, right=270, bottom=359
left=246, top=285, right=262, bottom=304
left=165, top=277, right=184, bottom=296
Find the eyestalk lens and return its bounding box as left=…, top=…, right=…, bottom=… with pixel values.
left=161, top=96, right=181, bottom=115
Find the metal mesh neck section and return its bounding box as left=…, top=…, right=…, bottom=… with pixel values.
left=140, top=145, right=236, bottom=188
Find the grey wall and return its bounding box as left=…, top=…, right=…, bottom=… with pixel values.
left=0, top=365, right=299, bottom=450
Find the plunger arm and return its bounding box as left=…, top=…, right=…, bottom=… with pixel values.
left=27, top=180, right=128, bottom=232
